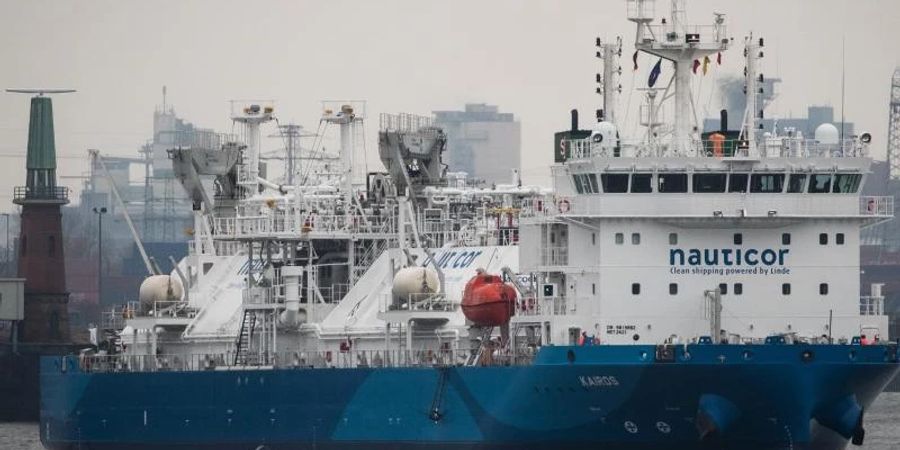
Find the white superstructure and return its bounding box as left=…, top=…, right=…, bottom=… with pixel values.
left=515, top=0, right=893, bottom=348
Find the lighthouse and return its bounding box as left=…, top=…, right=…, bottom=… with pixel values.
left=10, top=89, right=74, bottom=343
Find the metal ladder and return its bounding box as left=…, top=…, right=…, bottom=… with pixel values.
left=233, top=309, right=257, bottom=365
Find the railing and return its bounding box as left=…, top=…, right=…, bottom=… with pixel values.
left=66, top=347, right=535, bottom=374
left=641, top=23, right=728, bottom=47
left=379, top=112, right=437, bottom=133
left=515, top=296, right=574, bottom=317
left=540, top=246, right=568, bottom=266
left=860, top=296, right=884, bottom=316
left=383, top=293, right=459, bottom=313
left=100, top=301, right=141, bottom=330
left=860, top=196, right=894, bottom=217
left=13, top=185, right=68, bottom=201
left=158, top=130, right=236, bottom=150
left=564, top=137, right=869, bottom=160
left=212, top=213, right=398, bottom=238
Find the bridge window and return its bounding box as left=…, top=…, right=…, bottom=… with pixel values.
left=601, top=174, right=628, bottom=193
left=787, top=174, right=807, bottom=193
left=631, top=174, right=653, bottom=193
left=693, top=173, right=727, bottom=193
left=572, top=175, right=584, bottom=194
left=631, top=233, right=641, bottom=245
left=631, top=283, right=641, bottom=295
left=718, top=283, right=728, bottom=295
left=750, top=174, right=785, bottom=193
left=808, top=174, right=833, bottom=193
left=669, top=283, right=678, bottom=295
left=833, top=174, right=861, bottom=193
left=658, top=174, right=688, bottom=193
left=836, top=233, right=845, bottom=245
left=734, top=283, right=743, bottom=295
left=819, top=233, right=828, bottom=245
left=668, top=233, right=678, bottom=245
left=782, top=233, right=791, bottom=245
left=728, top=173, right=749, bottom=193
left=782, top=283, right=791, bottom=295
left=615, top=233, right=624, bottom=245
left=48, top=235, right=55, bottom=257
left=733, top=233, right=742, bottom=245
left=586, top=174, right=600, bottom=193
left=819, top=283, right=829, bottom=295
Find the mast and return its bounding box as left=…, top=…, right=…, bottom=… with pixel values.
left=596, top=36, right=623, bottom=125
left=740, top=33, right=765, bottom=156
left=628, top=0, right=729, bottom=155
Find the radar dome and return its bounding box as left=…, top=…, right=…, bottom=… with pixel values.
left=814, top=123, right=840, bottom=145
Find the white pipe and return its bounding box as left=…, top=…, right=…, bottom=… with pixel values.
left=279, top=265, right=304, bottom=327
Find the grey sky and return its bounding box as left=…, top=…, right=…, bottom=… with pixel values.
left=1, top=0, right=899, bottom=209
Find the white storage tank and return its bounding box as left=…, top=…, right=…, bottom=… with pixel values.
left=138, top=275, right=185, bottom=310
left=391, top=267, right=440, bottom=305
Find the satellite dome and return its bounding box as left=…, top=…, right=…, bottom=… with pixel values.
left=814, top=123, right=840, bottom=145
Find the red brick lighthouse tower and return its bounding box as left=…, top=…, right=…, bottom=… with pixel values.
left=11, top=90, right=73, bottom=343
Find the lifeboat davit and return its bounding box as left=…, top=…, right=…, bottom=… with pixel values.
left=461, top=272, right=517, bottom=326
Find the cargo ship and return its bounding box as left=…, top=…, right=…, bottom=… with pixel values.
left=40, top=1, right=899, bottom=449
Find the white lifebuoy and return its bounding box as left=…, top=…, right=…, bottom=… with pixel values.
left=558, top=199, right=571, bottom=213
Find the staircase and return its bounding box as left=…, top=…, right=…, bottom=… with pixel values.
left=353, top=239, right=388, bottom=282
left=233, top=309, right=257, bottom=365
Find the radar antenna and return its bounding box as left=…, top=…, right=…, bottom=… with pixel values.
left=6, top=88, right=76, bottom=96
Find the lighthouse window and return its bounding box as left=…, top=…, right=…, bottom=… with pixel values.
left=782, top=283, right=791, bottom=295
left=631, top=173, right=653, bottom=193
left=787, top=174, right=807, bottom=193
left=727, top=173, right=749, bottom=193
left=750, top=174, right=784, bottom=193
left=615, top=233, right=624, bottom=245
left=669, top=283, right=678, bottom=295
left=657, top=173, right=688, bottom=193
left=631, top=283, right=641, bottom=295
left=808, top=174, right=833, bottom=193
left=819, top=283, right=829, bottom=295
left=600, top=174, right=628, bottom=193
left=836, top=233, right=845, bottom=245
left=819, top=233, right=828, bottom=245
left=833, top=174, right=861, bottom=193
left=693, top=173, right=727, bottom=193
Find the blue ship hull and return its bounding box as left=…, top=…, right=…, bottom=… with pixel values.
left=40, top=345, right=899, bottom=450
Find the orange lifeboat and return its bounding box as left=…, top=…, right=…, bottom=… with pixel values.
left=461, top=272, right=517, bottom=327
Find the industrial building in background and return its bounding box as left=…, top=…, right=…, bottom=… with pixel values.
left=433, top=103, right=521, bottom=185
left=861, top=67, right=900, bottom=369
left=67, top=92, right=211, bottom=322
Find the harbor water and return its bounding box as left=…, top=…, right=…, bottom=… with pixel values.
left=3, top=392, right=900, bottom=449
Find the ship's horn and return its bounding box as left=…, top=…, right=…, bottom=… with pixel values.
left=814, top=394, right=865, bottom=444
left=695, top=394, right=740, bottom=440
